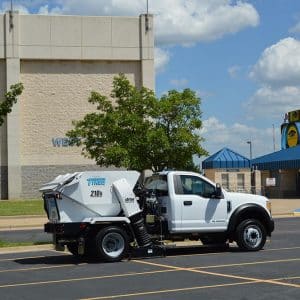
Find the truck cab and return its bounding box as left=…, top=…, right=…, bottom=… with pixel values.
left=142, top=171, right=274, bottom=250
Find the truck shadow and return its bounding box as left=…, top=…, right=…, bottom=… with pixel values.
left=14, top=245, right=240, bottom=265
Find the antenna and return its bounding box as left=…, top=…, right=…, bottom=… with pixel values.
left=272, top=124, right=276, bottom=152
left=145, top=0, right=150, bottom=32
left=9, top=0, right=14, bottom=30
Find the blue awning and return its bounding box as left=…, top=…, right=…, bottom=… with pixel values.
left=202, top=147, right=250, bottom=169
left=251, top=146, right=300, bottom=170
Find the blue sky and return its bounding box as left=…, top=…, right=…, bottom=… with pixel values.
left=1, top=0, right=300, bottom=160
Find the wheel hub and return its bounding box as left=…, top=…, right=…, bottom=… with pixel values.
left=102, top=232, right=125, bottom=258
left=244, top=226, right=262, bottom=248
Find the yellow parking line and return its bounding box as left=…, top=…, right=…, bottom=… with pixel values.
left=0, top=269, right=176, bottom=289
left=161, top=246, right=300, bottom=259
left=195, top=258, right=300, bottom=269
left=132, top=259, right=300, bottom=288
left=273, top=276, right=300, bottom=281
left=80, top=281, right=257, bottom=300
left=265, top=246, right=300, bottom=252
left=0, top=263, right=86, bottom=273
left=0, top=255, right=49, bottom=262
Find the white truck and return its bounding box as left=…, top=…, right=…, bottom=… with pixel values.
left=41, top=170, right=274, bottom=262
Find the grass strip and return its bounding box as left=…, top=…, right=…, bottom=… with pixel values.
left=0, top=199, right=45, bottom=216
left=0, top=240, right=50, bottom=248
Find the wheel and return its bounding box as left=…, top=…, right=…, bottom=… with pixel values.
left=95, top=226, right=128, bottom=262
left=235, top=219, right=266, bottom=251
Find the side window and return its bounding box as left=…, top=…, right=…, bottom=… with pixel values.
left=221, top=173, right=229, bottom=190
left=144, top=175, right=168, bottom=196
left=177, top=175, right=215, bottom=198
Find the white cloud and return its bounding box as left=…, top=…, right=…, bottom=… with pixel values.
left=248, top=37, right=300, bottom=119
left=154, top=47, right=170, bottom=73
left=250, top=38, right=300, bottom=87
left=246, top=86, right=300, bottom=118
left=37, top=5, right=50, bottom=15
left=50, top=0, right=143, bottom=16
left=0, top=2, right=29, bottom=14
left=199, top=117, right=280, bottom=158
left=170, top=78, right=188, bottom=87
left=153, top=0, right=259, bottom=46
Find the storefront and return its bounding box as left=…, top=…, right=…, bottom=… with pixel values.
left=252, top=110, right=300, bottom=198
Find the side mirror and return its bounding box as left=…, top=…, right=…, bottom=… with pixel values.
left=214, top=183, right=223, bottom=199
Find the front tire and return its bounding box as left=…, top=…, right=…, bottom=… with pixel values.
left=95, top=226, right=128, bottom=262
left=236, top=219, right=266, bottom=251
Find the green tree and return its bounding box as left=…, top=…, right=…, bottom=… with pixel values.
left=67, top=74, right=207, bottom=171
left=0, top=83, right=24, bottom=126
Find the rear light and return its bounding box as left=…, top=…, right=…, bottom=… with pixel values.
left=80, top=223, right=88, bottom=230
left=55, top=193, right=62, bottom=200
left=56, top=224, right=64, bottom=234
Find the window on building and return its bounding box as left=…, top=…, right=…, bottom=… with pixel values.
left=221, top=173, right=229, bottom=190
left=237, top=173, right=245, bottom=191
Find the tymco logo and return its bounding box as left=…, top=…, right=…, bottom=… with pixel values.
left=87, top=178, right=106, bottom=186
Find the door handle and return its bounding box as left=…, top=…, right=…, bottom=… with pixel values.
left=184, top=200, right=192, bottom=206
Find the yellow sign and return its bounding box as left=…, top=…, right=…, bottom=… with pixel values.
left=288, top=110, right=300, bottom=122
left=287, top=124, right=299, bottom=147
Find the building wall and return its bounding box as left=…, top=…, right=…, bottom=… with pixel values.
left=262, top=169, right=299, bottom=198
left=0, top=12, right=154, bottom=199
left=204, top=168, right=252, bottom=193
left=19, top=60, right=141, bottom=197
left=19, top=60, right=141, bottom=166
left=0, top=60, right=7, bottom=199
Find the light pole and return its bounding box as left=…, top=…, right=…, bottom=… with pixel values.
left=247, top=141, right=252, bottom=160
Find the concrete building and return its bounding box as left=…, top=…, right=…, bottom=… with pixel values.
left=202, top=148, right=261, bottom=194
left=0, top=12, right=154, bottom=199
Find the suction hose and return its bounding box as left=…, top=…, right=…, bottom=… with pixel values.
left=130, top=214, right=152, bottom=247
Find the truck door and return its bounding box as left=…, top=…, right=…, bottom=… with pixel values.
left=173, top=175, right=228, bottom=231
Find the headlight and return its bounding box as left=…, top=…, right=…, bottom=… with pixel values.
left=267, top=201, right=272, bottom=214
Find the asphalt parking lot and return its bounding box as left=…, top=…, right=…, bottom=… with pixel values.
left=0, top=218, right=299, bottom=300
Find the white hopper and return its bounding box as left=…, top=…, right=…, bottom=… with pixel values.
left=40, top=171, right=140, bottom=222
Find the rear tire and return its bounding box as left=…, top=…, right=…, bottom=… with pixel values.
left=95, top=226, right=128, bottom=262
left=236, top=219, right=266, bottom=251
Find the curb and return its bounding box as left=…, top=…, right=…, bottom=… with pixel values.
left=294, top=209, right=300, bottom=216
left=0, top=244, right=53, bottom=254
left=0, top=215, right=47, bottom=231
